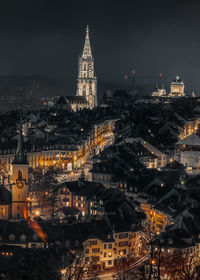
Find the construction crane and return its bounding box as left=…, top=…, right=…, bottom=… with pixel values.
left=124, top=70, right=164, bottom=91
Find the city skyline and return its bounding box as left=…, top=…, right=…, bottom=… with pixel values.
left=0, top=0, right=199, bottom=92
left=2, top=1, right=200, bottom=279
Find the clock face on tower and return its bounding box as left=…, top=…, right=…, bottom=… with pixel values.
left=17, top=182, right=24, bottom=189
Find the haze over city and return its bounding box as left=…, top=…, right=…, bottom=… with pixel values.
left=0, top=0, right=199, bottom=92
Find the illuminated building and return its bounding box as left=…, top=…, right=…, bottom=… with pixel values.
left=176, top=133, right=200, bottom=170
left=152, top=84, right=167, bottom=97
left=141, top=203, right=172, bottom=233
left=168, top=75, right=185, bottom=97
left=84, top=228, right=142, bottom=268
left=11, top=121, right=29, bottom=220
left=178, top=120, right=199, bottom=140
left=55, top=25, right=97, bottom=112
left=56, top=181, right=104, bottom=220
left=0, top=120, right=29, bottom=220
left=65, top=96, right=89, bottom=112
left=76, top=25, right=97, bottom=109
left=0, top=119, right=115, bottom=180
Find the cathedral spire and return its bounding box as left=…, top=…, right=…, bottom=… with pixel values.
left=13, top=109, right=27, bottom=164
left=76, top=26, right=97, bottom=109
left=82, top=25, right=92, bottom=59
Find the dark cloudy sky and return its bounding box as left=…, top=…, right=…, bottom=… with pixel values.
left=0, top=0, right=200, bottom=92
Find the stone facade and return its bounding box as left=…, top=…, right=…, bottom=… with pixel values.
left=76, top=26, right=97, bottom=109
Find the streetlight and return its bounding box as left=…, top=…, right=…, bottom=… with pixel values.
left=150, top=259, right=156, bottom=265
left=34, top=210, right=40, bottom=217
left=60, top=268, right=66, bottom=275
left=120, top=251, right=124, bottom=257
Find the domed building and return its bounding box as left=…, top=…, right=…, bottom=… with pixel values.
left=168, top=75, right=185, bottom=97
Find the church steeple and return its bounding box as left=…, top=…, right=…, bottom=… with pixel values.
left=82, top=25, right=92, bottom=59
left=13, top=111, right=27, bottom=165
left=76, top=25, right=97, bottom=109
left=12, top=108, right=29, bottom=220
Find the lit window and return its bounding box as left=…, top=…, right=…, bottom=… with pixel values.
left=1, top=207, right=5, bottom=217
left=18, top=170, right=22, bottom=179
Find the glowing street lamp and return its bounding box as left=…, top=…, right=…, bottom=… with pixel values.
left=60, top=268, right=66, bottom=275
left=150, top=259, right=156, bottom=265
left=34, top=210, right=40, bottom=217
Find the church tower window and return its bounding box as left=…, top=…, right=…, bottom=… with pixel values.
left=18, top=170, right=22, bottom=179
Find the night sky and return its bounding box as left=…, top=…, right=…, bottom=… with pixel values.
left=0, top=0, right=200, bottom=93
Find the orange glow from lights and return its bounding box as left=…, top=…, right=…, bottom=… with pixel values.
left=23, top=207, right=47, bottom=243
left=34, top=210, right=40, bottom=217
left=60, top=268, right=66, bottom=275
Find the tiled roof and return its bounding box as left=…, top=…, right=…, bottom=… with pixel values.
left=176, top=134, right=200, bottom=146
left=0, top=185, right=11, bottom=204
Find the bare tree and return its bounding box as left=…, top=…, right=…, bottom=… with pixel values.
left=113, top=257, right=144, bottom=280
left=60, top=249, right=98, bottom=280
left=29, top=167, right=58, bottom=211
left=163, top=249, right=200, bottom=280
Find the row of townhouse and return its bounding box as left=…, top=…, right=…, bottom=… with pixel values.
left=55, top=181, right=104, bottom=220
left=84, top=230, right=142, bottom=268
left=140, top=202, right=173, bottom=233
left=0, top=119, right=115, bottom=184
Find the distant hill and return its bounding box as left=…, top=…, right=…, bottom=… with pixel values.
left=0, top=75, right=157, bottom=100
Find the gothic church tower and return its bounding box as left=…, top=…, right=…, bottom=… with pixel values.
left=76, top=26, right=97, bottom=109
left=12, top=118, right=29, bottom=220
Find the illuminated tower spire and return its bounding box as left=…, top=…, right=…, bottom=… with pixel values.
left=82, top=25, right=92, bottom=59
left=13, top=110, right=27, bottom=164
left=76, top=25, right=97, bottom=109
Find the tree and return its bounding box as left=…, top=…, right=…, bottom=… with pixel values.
left=29, top=167, right=58, bottom=211
left=60, top=249, right=98, bottom=280
left=113, top=257, right=144, bottom=280
left=163, top=249, right=200, bottom=280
